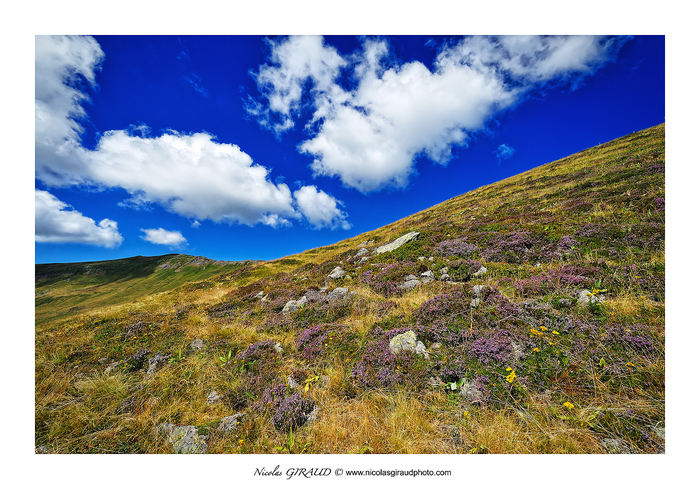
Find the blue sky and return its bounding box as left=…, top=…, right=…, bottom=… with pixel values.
left=35, top=35, right=664, bottom=264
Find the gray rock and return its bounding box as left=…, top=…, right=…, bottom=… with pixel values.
left=359, top=257, right=369, bottom=264
left=306, top=406, right=320, bottom=425
left=218, top=413, right=245, bottom=434
left=159, top=423, right=207, bottom=454
left=440, top=267, right=449, bottom=274
left=578, top=289, right=605, bottom=305
left=287, top=375, right=301, bottom=389
left=374, top=231, right=420, bottom=255
left=511, top=342, right=524, bottom=361
left=439, top=273, right=451, bottom=281
left=472, top=266, right=488, bottom=277
left=600, top=438, right=634, bottom=454
left=207, top=390, right=222, bottom=404
left=355, top=248, right=369, bottom=257
left=389, top=330, right=428, bottom=359
left=470, top=298, right=481, bottom=308
left=460, top=381, right=484, bottom=404
left=427, top=377, right=442, bottom=387
left=254, top=291, right=265, bottom=299
left=418, top=256, right=425, bottom=261
left=420, top=270, right=435, bottom=283
left=146, top=352, right=170, bottom=375
left=399, top=275, right=421, bottom=290
left=190, top=339, right=205, bottom=350
left=282, top=296, right=307, bottom=313
left=274, top=342, right=284, bottom=354
left=472, top=285, right=486, bottom=297
left=329, top=266, right=346, bottom=279
left=328, top=287, right=349, bottom=301
left=428, top=257, right=434, bottom=262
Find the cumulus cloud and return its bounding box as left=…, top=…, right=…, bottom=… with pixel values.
left=250, top=35, right=626, bottom=193
left=496, top=144, right=516, bottom=162
left=140, top=228, right=187, bottom=247
left=293, top=185, right=352, bottom=230
left=35, top=190, right=123, bottom=247
left=35, top=35, right=345, bottom=229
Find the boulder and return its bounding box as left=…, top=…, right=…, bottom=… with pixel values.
left=399, top=274, right=421, bottom=290
left=218, top=413, right=245, bottom=434
left=329, top=266, right=346, bottom=279
left=158, top=423, right=207, bottom=454
left=374, top=232, right=420, bottom=255
left=389, top=330, right=429, bottom=359
left=600, top=438, right=634, bottom=454
left=420, top=270, right=435, bottom=283
left=460, top=381, right=484, bottom=404
left=355, top=248, right=369, bottom=257
left=282, top=296, right=307, bottom=313
left=328, top=287, right=349, bottom=301
left=146, top=352, right=170, bottom=375
left=577, top=289, right=605, bottom=305
left=472, top=266, right=488, bottom=277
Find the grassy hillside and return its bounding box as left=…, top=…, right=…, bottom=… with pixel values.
left=35, top=124, right=665, bottom=454
left=35, top=254, right=253, bottom=323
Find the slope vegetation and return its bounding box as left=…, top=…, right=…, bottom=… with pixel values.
left=35, top=124, right=665, bottom=454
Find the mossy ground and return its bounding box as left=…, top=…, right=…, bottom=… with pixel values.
left=35, top=124, right=665, bottom=454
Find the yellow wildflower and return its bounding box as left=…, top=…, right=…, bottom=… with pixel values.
left=552, top=330, right=560, bottom=335
left=506, top=367, right=512, bottom=371
left=563, top=402, right=574, bottom=410
left=463, top=411, right=470, bottom=418
left=533, top=348, right=540, bottom=352
left=627, top=362, right=635, bottom=367
left=540, top=326, right=548, bottom=331
left=239, top=439, right=245, bottom=445
left=506, top=371, right=516, bottom=383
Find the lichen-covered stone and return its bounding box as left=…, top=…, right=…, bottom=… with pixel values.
left=374, top=231, right=420, bottom=254
left=158, top=423, right=207, bottom=454
left=389, top=330, right=428, bottom=359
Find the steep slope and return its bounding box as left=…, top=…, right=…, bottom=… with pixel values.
left=35, top=124, right=665, bottom=454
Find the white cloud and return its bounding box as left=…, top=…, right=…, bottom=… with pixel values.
left=35, top=35, right=105, bottom=187
left=294, top=185, right=351, bottom=230
left=35, top=35, right=333, bottom=229
left=248, top=36, right=348, bottom=135
left=140, top=228, right=187, bottom=247
left=250, top=36, right=626, bottom=193
left=496, top=144, right=516, bottom=161
left=35, top=190, right=123, bottom=247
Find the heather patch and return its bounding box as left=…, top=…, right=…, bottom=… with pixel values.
left=235, top=340, right=282, bottom=373
left=445, top=259, right=484, bottom=281
left=514, top=265, right=595, bottom=296
left=479, top=231, right=549, bottom=264
left=351, top=338, right=429, bottom=390
left=288, top=293, right=353, bottom=328
left=271, top=393, right=316, bottom=432
left=434, top=237, right=479, bottom=258
left=359, top=261, right=421, bottom=297
left=468, top=329, right=515, bottom=366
